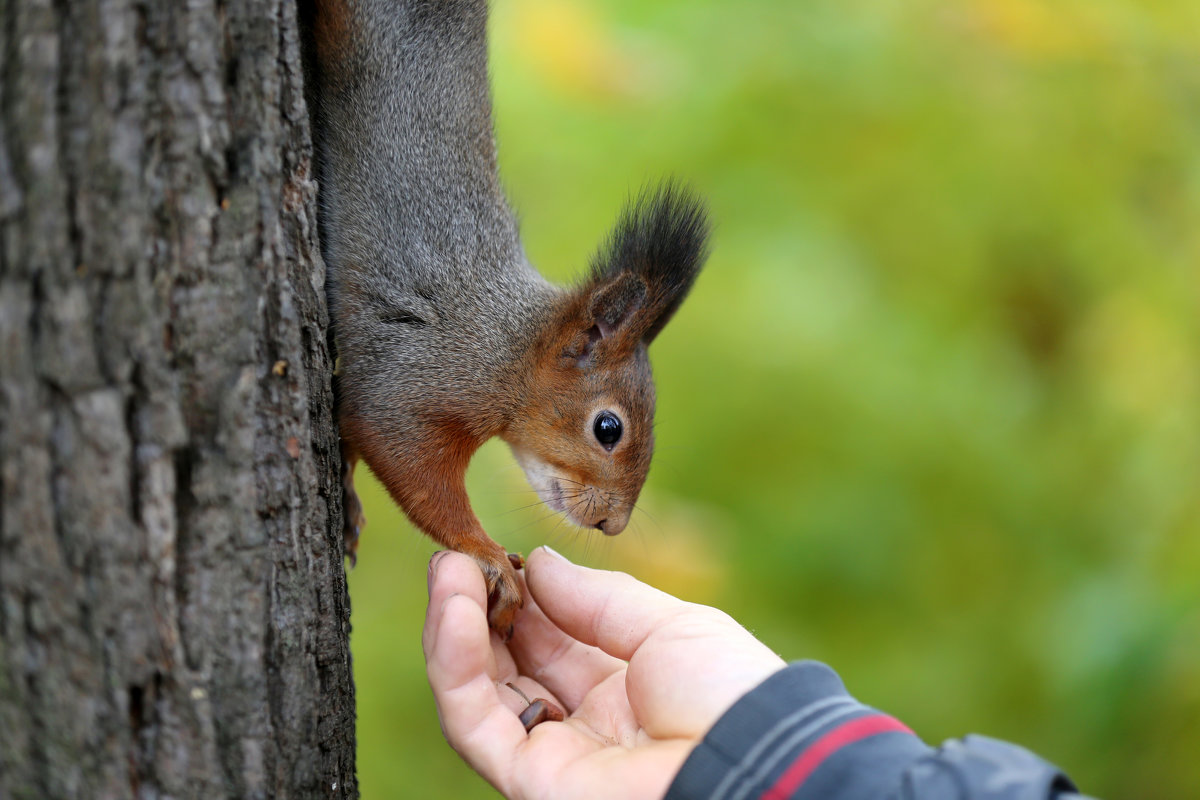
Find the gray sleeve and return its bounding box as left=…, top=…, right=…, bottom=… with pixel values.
left=666, top=661, right=1090, bottom=800
left=890, top=734, right=1089, bottom=800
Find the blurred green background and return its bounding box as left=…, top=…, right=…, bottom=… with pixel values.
left=348, top=0, right=1200, bottom=796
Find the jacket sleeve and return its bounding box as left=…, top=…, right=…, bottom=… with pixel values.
left=665, top=661, right=1091, bottom=800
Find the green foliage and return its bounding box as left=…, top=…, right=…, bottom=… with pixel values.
left=350, top=0, right=1200, bottom=796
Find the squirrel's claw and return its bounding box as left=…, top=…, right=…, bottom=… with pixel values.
left=475, top=550, right=523, bottom=639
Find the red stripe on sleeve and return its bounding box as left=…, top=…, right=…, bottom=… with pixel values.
left=760, top=714, right=915, bottom=800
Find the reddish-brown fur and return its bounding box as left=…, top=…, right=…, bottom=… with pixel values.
left=312, top=0, right=354, bottom=68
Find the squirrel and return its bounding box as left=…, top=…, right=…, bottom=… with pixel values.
left=306, top=0, right=710, bottom=636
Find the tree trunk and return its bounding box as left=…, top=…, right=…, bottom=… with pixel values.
left=0, top=1, right=356, bottom=798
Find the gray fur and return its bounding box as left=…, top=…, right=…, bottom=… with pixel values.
left=314, top=0, right=558, bottom=436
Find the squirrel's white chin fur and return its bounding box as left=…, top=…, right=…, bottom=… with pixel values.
left=510, top=448, right=594, bottom=528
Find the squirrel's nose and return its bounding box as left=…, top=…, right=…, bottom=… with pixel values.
left=594, top=515, right=628, bottom=536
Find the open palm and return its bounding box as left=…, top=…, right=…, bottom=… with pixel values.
left=423, top=548, right=786, bottom=800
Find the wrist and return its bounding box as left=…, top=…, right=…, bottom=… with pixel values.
left=666, top=661, right=927, bottom=800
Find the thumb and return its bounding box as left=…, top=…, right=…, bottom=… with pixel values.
left=524, top=546, right=689, bottom=661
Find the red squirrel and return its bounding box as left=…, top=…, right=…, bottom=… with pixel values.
left=308, top=0, right=710, bottom=635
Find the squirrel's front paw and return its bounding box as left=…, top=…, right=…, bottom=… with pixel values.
left=472, top=551, right=523, bottom=639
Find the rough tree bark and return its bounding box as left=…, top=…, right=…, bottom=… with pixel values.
left=0, top=1, right=356, bottom=798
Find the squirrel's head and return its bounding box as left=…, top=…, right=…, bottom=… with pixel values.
left=503, top=181, right=710, bottom=536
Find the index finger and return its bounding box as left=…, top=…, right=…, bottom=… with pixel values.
left=524, top=547, right=693, bottom=661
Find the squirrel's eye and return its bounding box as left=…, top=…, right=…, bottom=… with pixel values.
left=593, top=412, right=623, bottom=449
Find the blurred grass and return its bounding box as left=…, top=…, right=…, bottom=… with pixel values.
left=349, top=0, right=1200, bottom=796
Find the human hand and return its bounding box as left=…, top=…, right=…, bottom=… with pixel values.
left=423, top=546, right=786, bottom=800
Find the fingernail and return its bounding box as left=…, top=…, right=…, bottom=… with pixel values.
left=439, top=592, right=462, bottom=619
left=428, top=551, right=447, bottom=594
left=540, top=545, right=567, bottom=562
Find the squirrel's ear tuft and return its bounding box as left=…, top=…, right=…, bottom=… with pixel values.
left=590, top=180, right=711, bottom=344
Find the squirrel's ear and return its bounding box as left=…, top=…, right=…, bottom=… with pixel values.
left=587, top=271, right=647, bottom=339
left=564, top=272, right=646, bottom=367
left=590, top=180, right=711, bottom=345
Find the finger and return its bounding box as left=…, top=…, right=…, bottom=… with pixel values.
left=426, top=590, right=525, bottom=793
left=525, top=546, right=690, bottom=661
left=425, top=554, right=568, bottom=717
left=508, top=584, right=626, bottom=711
left=422, top=550, right=463, bottom=659
left=424, top=551, right=535, bottom=702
